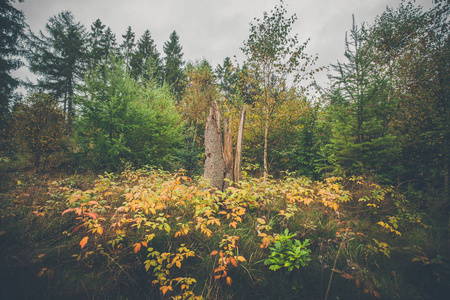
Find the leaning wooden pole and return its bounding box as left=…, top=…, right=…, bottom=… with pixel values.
left=234, top=107, right=246, bottom=183
left=223, top=115, right=234, bottom=189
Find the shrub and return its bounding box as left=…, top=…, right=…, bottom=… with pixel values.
left=264, top=229, right=311, bottom=273
left=12, top=93, right=66, bottom=171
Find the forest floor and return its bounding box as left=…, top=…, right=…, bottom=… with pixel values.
left=0, top=165, right=449, bottom=299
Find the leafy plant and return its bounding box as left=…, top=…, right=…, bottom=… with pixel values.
left=264, top=229, right=311, bottom=273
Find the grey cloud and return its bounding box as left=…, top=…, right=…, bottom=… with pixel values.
left=13, top=0, right=435, bottom=87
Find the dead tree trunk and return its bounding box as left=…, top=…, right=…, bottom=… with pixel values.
left=204, top=103, right=246, bottom=190
left=234, top=107, right=246, bottom=182
left=223, top=115, right=234, bottom=189
left=204, top=103, right=225, bottom=190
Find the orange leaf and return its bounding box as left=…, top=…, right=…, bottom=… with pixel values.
left=141, top=241, right=148, bottom=247
left=134, top=243, right=141, bottom=253
left=80, top=236, right=88, bottom=249
left=236, top=256, right=246, bottom=262
left=341, top=273, right=354, bottom=280
left=61, top=208, right=75, bottom=216
left=210, top=250, right=218, bottom=256
left=230, top=257, right=238, bottom=267
left=85, top=212, right=98, bottom=219
left=261, top=237, right=270, bottom=248
left=226, top=276, right=232, bottom=286
left=160, top=285, right=173, bottom=295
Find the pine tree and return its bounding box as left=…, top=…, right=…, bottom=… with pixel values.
left=120, top=26, right=135, bottom=73
left=88, top=19, right=118, bottom=68
left=130, top=30, right=162, bottom=84
left=215, top=57, right=239, bottom=100
left=163, top=31, right=185, bottom=100
left=27, top=11, right=87, bottom=125
left=325, top=15, right=396, bottom=176
left=103, top=27, right=118, bottom=61
left=78, top=56, right=182, bottom=170
left=372, top=2, right=449, bottom=195
left=0, top=0, right=26, bottom=123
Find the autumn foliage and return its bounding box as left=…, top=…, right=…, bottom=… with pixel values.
left=12, top=93, right=66, bottom=172
left=1, top=168, right=447, bottom=299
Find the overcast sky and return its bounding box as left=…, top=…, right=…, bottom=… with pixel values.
left=13, top=0, right=434, bottom=88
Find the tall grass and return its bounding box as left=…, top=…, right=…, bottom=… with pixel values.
left=0, top=168, right=448, bottom=299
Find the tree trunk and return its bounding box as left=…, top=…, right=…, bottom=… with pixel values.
left=263, top=106, right=269, bottom=181
left=234, top=107, right=246, bottom=182
left=204, top=103, right=225, bottom=190
left=223, top=115, right=233, bottom=189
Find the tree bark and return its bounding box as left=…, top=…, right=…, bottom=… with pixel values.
left=204, top=103, right=225, bottom=190
left=223, top=115, right=234, bottom=189
left=234, top=107, right=246, bottom=183
left=263, top=106, right=269, bottom=181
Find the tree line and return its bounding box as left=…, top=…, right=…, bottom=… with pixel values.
left=1, top=0, right=448, bottom=204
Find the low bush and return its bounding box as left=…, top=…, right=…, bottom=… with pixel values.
left=0, top=169, right=448, bottom=299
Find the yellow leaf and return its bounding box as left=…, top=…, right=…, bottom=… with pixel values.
left=37, top=267, right=47, bottom=277
left=331, top=268, right=342, bottom=273
left=226, top=276, right=232, bottom=286
left=80, top=236, right=88, bottom=249
left=97, top=227, right=103, bottom=235
left=256, top=218, right=266, bottom=225
left=261, top=237, right=270, bottom=248
left=332, top=202, right=339, bottom=211
left=237, top=256, right=246, bottom=262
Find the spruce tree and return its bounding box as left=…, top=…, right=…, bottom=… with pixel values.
left=88, top=19, right=106, bottom=68
left=120, top=26, right=135, bottom=73
left=130, top=30, right=162, bottom=84
left=215, top=57, right=239, bottom=100
left=103, top=27, right=118, bottom=61
left=27, top=11, right=87, bottom=125
left=326, top=15, right=396, bottom=176
left=163, top=31, right=185, bottom=101
left=0, top=0, right=26, bottom=124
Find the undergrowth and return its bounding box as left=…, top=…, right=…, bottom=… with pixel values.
left=0, top=168, right=448, bottom=299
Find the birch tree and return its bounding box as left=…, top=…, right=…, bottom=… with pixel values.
left=241, top=0, right=318, bottom=180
